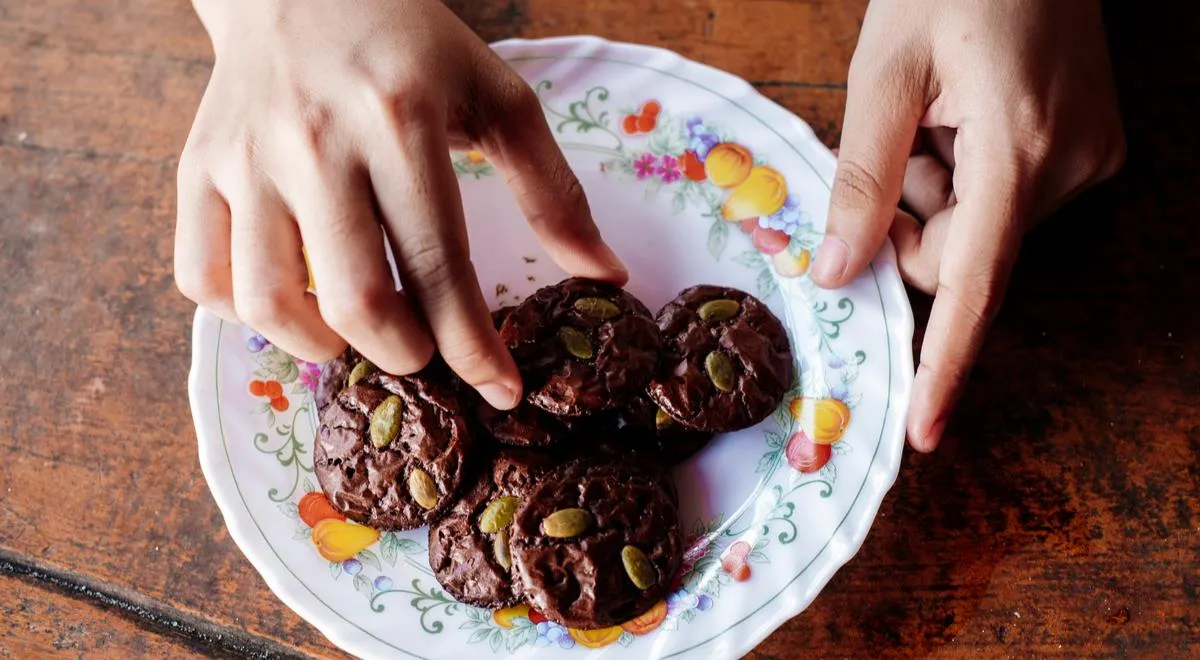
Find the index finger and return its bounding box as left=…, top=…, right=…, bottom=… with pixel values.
left=907, top=157, right=1025, bottom=452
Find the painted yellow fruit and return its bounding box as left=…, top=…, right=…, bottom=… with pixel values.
left=704, top=143, right=753, bottom=188
left=621, top=600, right=668, bottom=635
left=772, top=248, right=811, bottom=278
left=721, top=166, right=788, bottom=220
left=311, top=519, right=380, bottom=562
left=466, top=149, right=487, bottom=164
left=568, top=626, right=624, bottom=649
left=789, top=397, right=852, bottom=445
left=492, top=604, right=531, bottom=629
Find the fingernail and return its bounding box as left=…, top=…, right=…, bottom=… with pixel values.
left=477, top=382, right=520, bottom=410
left=812, top=236, right=849, bottom=286
left=914, top=418, right=946, bottom=453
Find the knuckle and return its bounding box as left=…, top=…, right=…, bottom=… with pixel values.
left=370, top=76, right=438, bottom=130
left=938, top=268, right=1006, bottom=330
left=401, top=239, right=467, bottom=296
left=831, top=159, right=886, bottom=212
left=439, top=335, right=499, bottom=378
left=235, top=284, right=295, bottom=330
left=319, top=283, right=393, bottom=335
left=174, top=262, right=228, bottom=308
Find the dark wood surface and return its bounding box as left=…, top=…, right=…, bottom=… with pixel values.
left=1, top=1, right=1196, bottom=657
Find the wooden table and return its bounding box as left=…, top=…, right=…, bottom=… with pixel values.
left=1, top=1, right=1196, bottom=657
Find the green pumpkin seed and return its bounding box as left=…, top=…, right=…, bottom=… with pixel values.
left=698, top=298, right=741, bottom=322
left=493, top=528, right=512, bottom=570
left=408, top=468, right=438, bottom=510
left=347, top=359, right=377, bottom=387
left=655, top=408, right=674, bottom=431
left=369, top=395, right=404, bottom=449
left=542, top=507, right=592, bottom=539
left=573, top=297, right=621, bottom=320
left=704, top=351, right=735, bottom=393
left=479, top=495, right=520, bottom=534
left=558, top=327, right=594, bottom=360
left=621, top=545, right=658, bottom=590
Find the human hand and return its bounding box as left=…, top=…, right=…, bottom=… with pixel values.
left=811, top=0, right=1125, bottom=451
left=174, top=0, right=627, bottom=410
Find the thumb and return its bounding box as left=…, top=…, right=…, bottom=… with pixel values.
left=813, top=55, right=924, bottom=288
left=474, top=75, right=628, bottom=286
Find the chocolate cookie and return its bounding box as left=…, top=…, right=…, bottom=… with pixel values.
left=500, top=278, right=661, bottom=417
left=314, top=355, right=472, bottom=530
left=612, top=394, right=715, bottom=467
left=509, top=460, right=681, bottom=629
left=475, top=308, right=567, bottom=447
left=648, top=285, right=794, bottom=432
left=428, top=450, right=557, bottom=608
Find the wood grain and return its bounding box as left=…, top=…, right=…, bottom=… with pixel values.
left=0, top=0, right=1196, bottom=657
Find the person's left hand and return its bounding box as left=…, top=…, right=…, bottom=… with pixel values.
left=810, top=0, right=1126, bottom=452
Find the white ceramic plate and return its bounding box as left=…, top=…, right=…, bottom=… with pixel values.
left=189, top=36, right=913, bottom=660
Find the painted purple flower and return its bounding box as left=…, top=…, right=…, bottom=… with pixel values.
left=830, top=383, right=850, bottom=401
left=633, top=153, right=658, bottom=179
left=685, top=117, right=705, bottom=136
left=373, top=576, right=393, bottom=591
left=657, top=154, right=682, bottom=183
left=826, top=353, right=846, bottom=370
left=342, top=558, right=362, bottom=575
left=247, top=334, right=269, bottom=352
left=697, top=594, right=714, bottom=611
left=298, top=361, right=321, bottom=392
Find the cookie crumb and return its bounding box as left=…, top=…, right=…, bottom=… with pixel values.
left=495, top=283, right=509, bottom=298
left=523, top=256, right=537, bottom=264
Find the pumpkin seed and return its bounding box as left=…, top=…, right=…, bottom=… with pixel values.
left=704, top=351, right=735, bottom=392
left=369, top=395, right=404, bottom=449
left=558, top=327, right=594, bottom=360
left=408, top=468, right=438, bottom=510
left=655, top=408, right=674, bottom=431
left=621, top=545, right=658, bottom=590
left=698, top=298, right=740, bottom=322
left=493, top=528, right=512, bottom=570
left=479, top=495, right=520, bottom=534
left=542, top=507, right=592, bottom=539
left=573, top=297, right=621, bottom=320
left=347, top=359, right=377, bottom=387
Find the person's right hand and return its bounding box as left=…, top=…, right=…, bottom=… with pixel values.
left=174, top=0, right=628, bottom=410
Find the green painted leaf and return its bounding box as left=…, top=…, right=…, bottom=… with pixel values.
left=618, top=631, right=635, bottom=647
left=291, top=382, right=308, bottom=395
left=757, top=268, right=778, bottom=300
left=468, top=628, right=491, bottom=645
left=489, top=630, right=504, bottom=653
left=707, top=218, right=728, bottom=260
left=380, top=533, right=398, bottom=566
left=820, top=461, right=838, bottom=483
left=353, top=573, right=373, bottom=599
left=292, top=526, right=311, bottom=540
left=732, top=249, right=765, bottom=268
left=303, top=478, right=316, bottom=493
left=756, top=450, right=779, bottom=475
left=358, top=549, right=382, bottom=572
left=747, top=551, right=770, bottom=564
left=329, top=561, right=341, bottom=580
left=682, top=608, right=698, bottom=623
left=395, top=538, right=424, bottom=555
left=672, top=190, right=687, bottom=214
left=764, top=431, right=784, bottom=449
left=278, top=502, right=299, bottom=518
left=505, top=629, right=528, bottom=653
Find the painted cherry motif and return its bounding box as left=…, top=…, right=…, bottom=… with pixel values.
left=785, top=431, right=832, bottom=473
left=721, top=541, right=753, bottom=582
left=621, top=99, right=662, bottom=135
left=249, top=378, right=289, bottom=412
